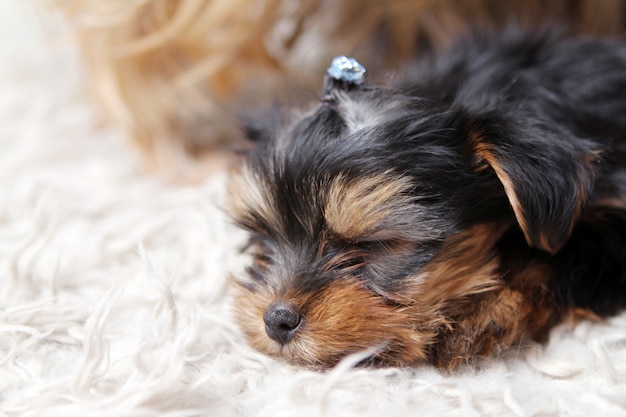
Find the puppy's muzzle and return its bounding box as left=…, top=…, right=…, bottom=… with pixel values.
left=263, top=302, right=303, bottom=344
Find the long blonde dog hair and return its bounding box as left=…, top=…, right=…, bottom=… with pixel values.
left=47, top=0, right=625, bottom=169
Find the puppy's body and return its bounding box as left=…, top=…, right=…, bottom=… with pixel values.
left=229, top=29, right=626, bottom=370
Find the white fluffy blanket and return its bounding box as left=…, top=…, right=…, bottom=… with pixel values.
left=2, top=3, right=626, bottom=416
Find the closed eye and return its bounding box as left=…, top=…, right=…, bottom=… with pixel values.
left=242, top=235, right=275, bottom=269
left=319, top=238, right=403, bottom=276
left=355, top=239, right=403, bottom=253
left=320, top=249, right=366, bottom=274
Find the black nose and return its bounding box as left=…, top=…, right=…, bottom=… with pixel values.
left=263, top=302, right=302, bottom=344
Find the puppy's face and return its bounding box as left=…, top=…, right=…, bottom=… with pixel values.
left=228, top=84, right=593, bottom=369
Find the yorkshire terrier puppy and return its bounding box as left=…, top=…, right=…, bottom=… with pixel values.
left=228, top=28, right=626, bottom=371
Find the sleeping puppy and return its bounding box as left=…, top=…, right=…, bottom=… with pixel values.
left=228, top=28, right=626, bottom=370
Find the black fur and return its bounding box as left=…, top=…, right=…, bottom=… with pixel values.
left=234, top=28, right=626, bottom=364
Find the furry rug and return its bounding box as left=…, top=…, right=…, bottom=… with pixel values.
left=2, top=3, right=626, bottom=416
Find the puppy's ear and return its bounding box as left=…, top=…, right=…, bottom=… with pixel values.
left=465, top=111, right=600, bottom=254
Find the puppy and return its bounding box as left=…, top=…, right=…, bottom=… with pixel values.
left=228, top=28, right=626, bottom=371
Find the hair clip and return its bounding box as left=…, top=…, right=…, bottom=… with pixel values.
left=326, top=56, right=366, bottom=85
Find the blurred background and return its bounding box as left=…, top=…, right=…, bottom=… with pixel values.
left=42, top=0, right=626, bottom=175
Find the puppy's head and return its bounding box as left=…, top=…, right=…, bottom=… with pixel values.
left=228, top=74, right=597, bottom=369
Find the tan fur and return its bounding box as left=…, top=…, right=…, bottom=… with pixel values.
left=432, top=288, right=530, bottom=369
left=468, top=131, right=533, bottom=249
left=421, top=227, right=562, bottom=369
left=595, top=198, right=626, bottom=210
left=324, top=174, right=419, bottom=241
left=508, top=263, right=561, bottom=338
left=232, top=222, right=560, bottom=369
left=414, top=224, right=505, bottom=308
left=227, top=164, right=276, bottom=231
left=232, top=278, right=430, bottom=368
left=412, top=224, right=518, bottom=368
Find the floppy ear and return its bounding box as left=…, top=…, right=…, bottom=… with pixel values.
left=465, top=111, right=601, bottom=254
